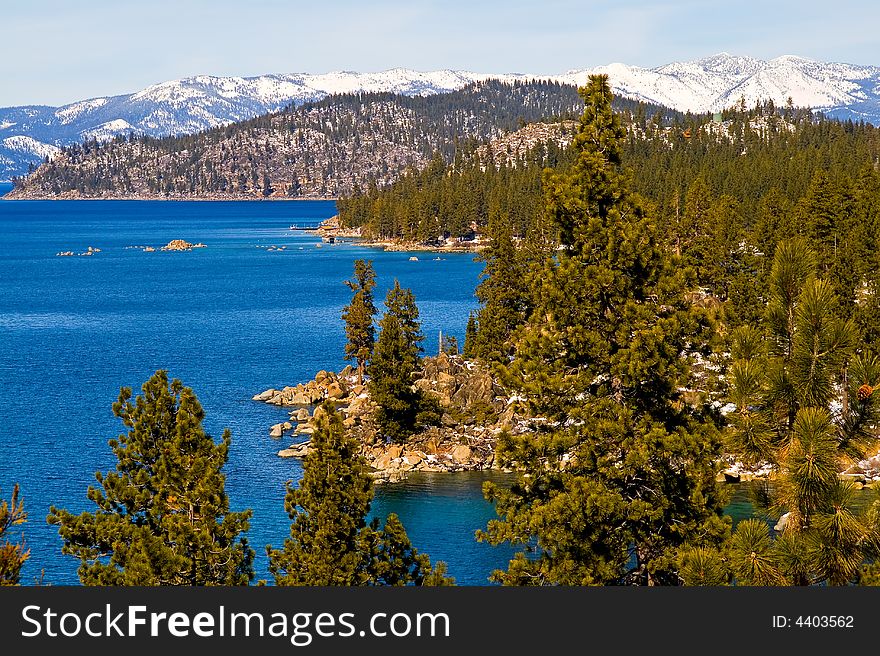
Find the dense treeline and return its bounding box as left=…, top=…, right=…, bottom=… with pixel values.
left=341, top=102, right=880, bottom=338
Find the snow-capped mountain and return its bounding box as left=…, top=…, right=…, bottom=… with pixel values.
left=2, top=54, right=880, bottom=181
left=0, top=69, right=531, bottom=181
left=561, top=54, right=880, bottom=120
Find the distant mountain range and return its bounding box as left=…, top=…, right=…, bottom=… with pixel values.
left=3, top=54, right=880, bottom=181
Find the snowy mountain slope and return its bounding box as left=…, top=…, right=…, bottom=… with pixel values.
left=2, top=55, right=880, bottom=181
left=559, top=54, right=880, bottom=118
left=0, top=69, right=529, bottom=180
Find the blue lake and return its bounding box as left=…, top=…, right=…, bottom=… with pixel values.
left=0, top=198, right=518, bottom=585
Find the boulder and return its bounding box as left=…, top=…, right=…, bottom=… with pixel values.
left=451, top=445, right=472, bottom=463
left=451, top=371, right=494, bottom=409
left=436, top=372, right=458, bottom=405
left=441, top=413, right=458, bottom=427
left=388, top=445, right=403, bottom=459
left=373, top=452, right=394, bottom=470
left=269, top=423, right=284, bottom=438
left=282, top=421, right=293, bottom=431
left=278, top=442, right=310, bottom=458
left=347, top=396, right=373, bottom=418
left=326, top=381, right=347, bottom=400
left=252, top=389, right=278, bottom=402
left=294, top=408, right=310, bottom=422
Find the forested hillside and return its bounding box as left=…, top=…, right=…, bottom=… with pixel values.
left=7, top=81, right=673, bottom=199
left=340, top=102, right=880, bottom=334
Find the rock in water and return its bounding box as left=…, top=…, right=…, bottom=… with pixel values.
left=160, top=239, right=207, bottom=252
left=278, top=442, right=311, bottom=458
left=252, top=388, right=278, bottom=401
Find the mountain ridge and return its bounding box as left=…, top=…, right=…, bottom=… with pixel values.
left=3, top=53, right=880, bottom=181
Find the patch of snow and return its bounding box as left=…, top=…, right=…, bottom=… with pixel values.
left=79, top=119, right=138, bottom=141
left=55, top=97, right=109, bottom=124
left=1, top=135, right=61, bottom=159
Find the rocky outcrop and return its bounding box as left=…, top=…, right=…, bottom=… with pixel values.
left=161, top=239, right=206, bottom=251
left=254, top=367, right=357, bottom=407
left=415, top=352, right=504, bottom=414
left=260, top=355, right=518, bottom=482
left=56, top=246, right=101, bottom=257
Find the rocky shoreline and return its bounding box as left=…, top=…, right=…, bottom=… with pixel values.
left=312, top=215, right=485, bottom=253
left=3, top=189, right=337, bottom=201
left=254, top=354, right=880, bottom=487
left=254, top=354, right=517, bottom=483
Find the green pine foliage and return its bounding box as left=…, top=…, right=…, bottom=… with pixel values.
left=48, top=370, right=255, bottom=585
left=368, top=281, right=437, bottom=441
left=477, top=75, right=730, bottom=586
left=468, top=209, right=532, bottom=363
left=724, top=239, right=880, bottom=585
left=267, top=403, right=453, bottom=585
left=0, top=484, right=30, bottom=585
left=342, top=259, right=378, bottom=384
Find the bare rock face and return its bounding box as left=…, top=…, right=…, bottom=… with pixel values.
left=414, top=353, right=501, bottom=413
left=451, top=371, right=496, bottom=409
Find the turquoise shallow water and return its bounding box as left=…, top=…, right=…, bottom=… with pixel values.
left=0, top=199, right=517, bottom=584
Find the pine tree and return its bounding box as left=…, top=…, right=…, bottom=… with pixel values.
left=342, top=260, right=378, bottom=384
left=267, top=403, right=452, bottom=585
left=470, top=209, right=531, bottom=363
left=368, top=281, right=428, bottom=441
left=463, top=312, right=478, bottom=359
left=725, top=238, right=880, bottom=585
left=48, top=370, right=254, bottom=585
left=0, top=484, right=29, bottom=585
left=478, top=75, right=729, bottom=585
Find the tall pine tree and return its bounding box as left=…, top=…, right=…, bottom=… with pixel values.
left=470, top=209, right=531, bottom=364
left=267, top=403, right=452, bottom=585
left=368, top=281, right=428, bottom=441
left=48, top=371, right=254, bottom=585
left=478, top=75, right=729, bottom=585
left=342, top=259, right=378, bottom=384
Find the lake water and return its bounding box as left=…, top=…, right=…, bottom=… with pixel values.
left=0, top=198, right=522, bottom=585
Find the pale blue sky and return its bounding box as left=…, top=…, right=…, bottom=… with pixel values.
left=2, top=0, right=879, bottom=106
